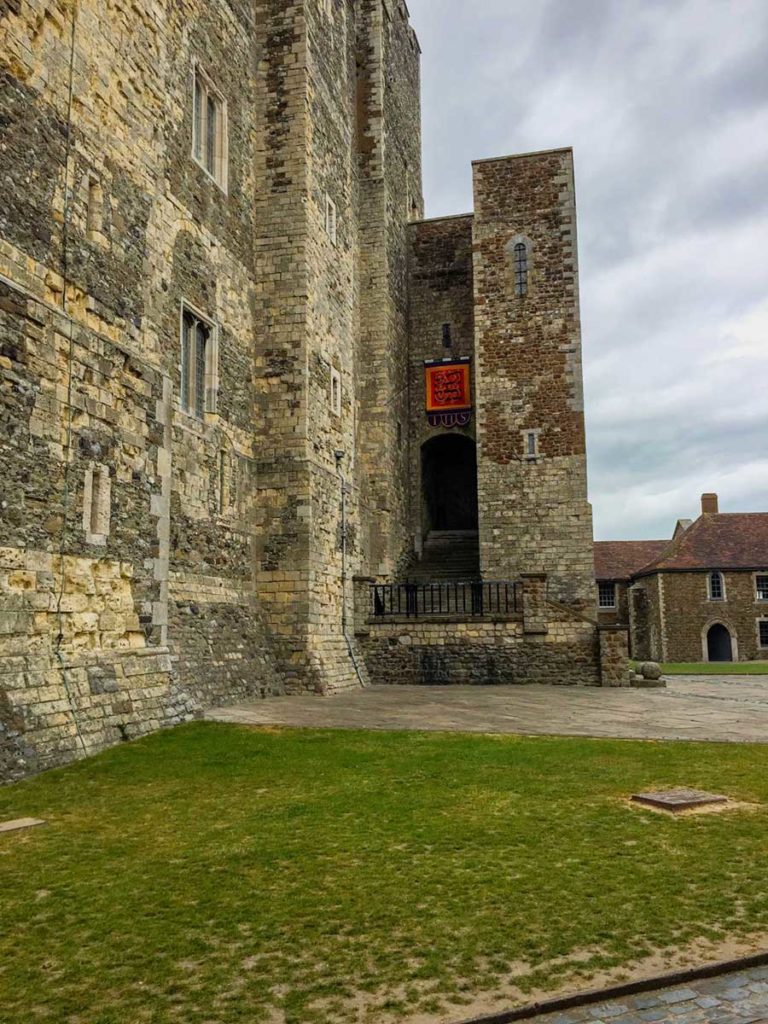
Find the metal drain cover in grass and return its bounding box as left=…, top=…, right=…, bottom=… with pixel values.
left=631, top=788, right=730, bottom=813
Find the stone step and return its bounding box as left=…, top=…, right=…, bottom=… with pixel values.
left=405, top=530, right=481, bottom=582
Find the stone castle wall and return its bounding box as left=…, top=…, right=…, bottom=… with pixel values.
left=360, top=619, right=600, bottom=687
left=1, top=0, right=605, bottom=780
left=355, top=0, right=423, bottom=581
left=0, top=0, right=294, bottom=777
left=471, top=150, right=595, bottom=607
left=407, top=215, right=475, bottom=546
left=0, top=0, right=428, bottom=776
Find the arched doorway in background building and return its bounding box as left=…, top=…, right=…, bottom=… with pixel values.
left=421, top=434, right=478, bottom=533
left=706, top=623, right=734, bottom=663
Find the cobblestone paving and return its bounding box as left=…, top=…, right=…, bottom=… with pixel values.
left=207, top=676, right=768, bottom=744
left=525, top=966, right=768, bottom=1024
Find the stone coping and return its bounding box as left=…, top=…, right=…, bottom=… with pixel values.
left=366, top=614, right=523, bottom=626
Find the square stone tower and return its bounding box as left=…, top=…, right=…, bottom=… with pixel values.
left=472, top=150, right=594, bottom=608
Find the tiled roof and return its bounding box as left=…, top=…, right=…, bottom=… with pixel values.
left=594, top=540, right=670, bottom=581
left=636, top=513, right=768, bottom=574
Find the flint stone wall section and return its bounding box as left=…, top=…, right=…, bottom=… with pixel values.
left=360, top=614, right=600, bottom=687
left=630, top=571, right=768, bottom=663
left=598, top=626, right=630, bottom=687
left=0, top=0, right=290, bottom=779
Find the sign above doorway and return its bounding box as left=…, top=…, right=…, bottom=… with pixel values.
left=425, top=358, right=472, bottom=428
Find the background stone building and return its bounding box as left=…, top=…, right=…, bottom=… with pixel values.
left=595, top=495, right=768, bottom=664
left=595, top=541, right=668, bottom=633
left=1, top=0, right=604, bottom=780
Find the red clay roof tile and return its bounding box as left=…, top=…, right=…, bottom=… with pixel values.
left=636, top=512, right=768, bottom=574
left=594, top=540, right=670, bottom=581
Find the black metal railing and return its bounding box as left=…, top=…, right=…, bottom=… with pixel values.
left=371, top=581, right=521, bottom=619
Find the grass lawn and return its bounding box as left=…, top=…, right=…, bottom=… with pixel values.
left=659, top=662, right=768, bottom=675
left=1, top=724, right=768, bottom=1024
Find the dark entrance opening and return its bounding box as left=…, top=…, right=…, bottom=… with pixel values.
left=707, top=623, right=733, bottom=663
left=421, top=434, right=478, bottom=532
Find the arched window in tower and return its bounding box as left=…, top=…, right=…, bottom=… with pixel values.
left=513, top=242, right=529, bottom=297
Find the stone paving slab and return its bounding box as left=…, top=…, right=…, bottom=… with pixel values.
left=207, top=676, right=768, bottom=744
left=511, top=966, right=768, bottom=1024
left=0, top=818, right=46, bottom=835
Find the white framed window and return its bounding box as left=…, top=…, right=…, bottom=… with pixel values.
left=758, top=619, right=768, bottom=650
left=756, top=575, right=768, bottom=601
left=598, top=582, right=617, bottom=609
left=708, top=571, right=725, bottom=602
left=330, top=367, right=342, bottom=416
left=325, top=194, right=337, bottom=245
left=192, top=63, right=228, bottom=190
left=181, top=304, right=218, bottom=419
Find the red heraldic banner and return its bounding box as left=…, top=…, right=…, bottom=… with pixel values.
left=425, top=361, right=471, bottom=413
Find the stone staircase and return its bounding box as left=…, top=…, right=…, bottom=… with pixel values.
left=406, top=530, right=481, bottom=582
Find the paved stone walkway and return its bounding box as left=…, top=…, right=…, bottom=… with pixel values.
left=207, top=676, right=768, bottom=744
left=527, top=965, right=768, bottom=1024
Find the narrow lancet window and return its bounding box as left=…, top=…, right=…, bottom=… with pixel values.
left=181, top=307, right=216, bottom=419
left=513, top=242, right=529, bottom=297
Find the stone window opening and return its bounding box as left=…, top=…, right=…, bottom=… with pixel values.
left=513, top=242, right=529, bottom=297
left=181, top=305, right=218, bottom=419
left=442, top=323, right=452, bottom=349
left=505, top=236, right=533, bottom=299
left=522, top=429, right=540, bottom=461
left=756, top=575, right=768, bottom=601
left=86, top=176, right=104, bottom=239
left=218, top=449, right=237, bottom=515
left=518, top=243, right=528, bottom=296
left=708, top=571, right=725, bottom=602
left=192, top=63, right=228, bottom=191
left=758, top=619, right=768, bottom=649
left=325, top=194, right=338, bottom=245
left=330, top=367, right=342, bottom=416
left=406, top=180, right=419, bottom=221
left=83, top=463, right=111, bottom=545
left=598, top=582, right=616, bottom=609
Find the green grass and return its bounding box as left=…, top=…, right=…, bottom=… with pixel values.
left=658, top=662, right=768, bottom=675
left=1, top=724, right=768, bottom=1024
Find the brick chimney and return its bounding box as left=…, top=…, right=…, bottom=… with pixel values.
left=701, top=493, right=719, bottom=515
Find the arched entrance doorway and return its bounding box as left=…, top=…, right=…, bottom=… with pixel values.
left=421, top=434, right=478, bottom=532
left=706, top=623, right=733, bottom=663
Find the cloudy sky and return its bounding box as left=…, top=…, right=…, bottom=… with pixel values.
left=407, top=0, right=768, bottom=541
